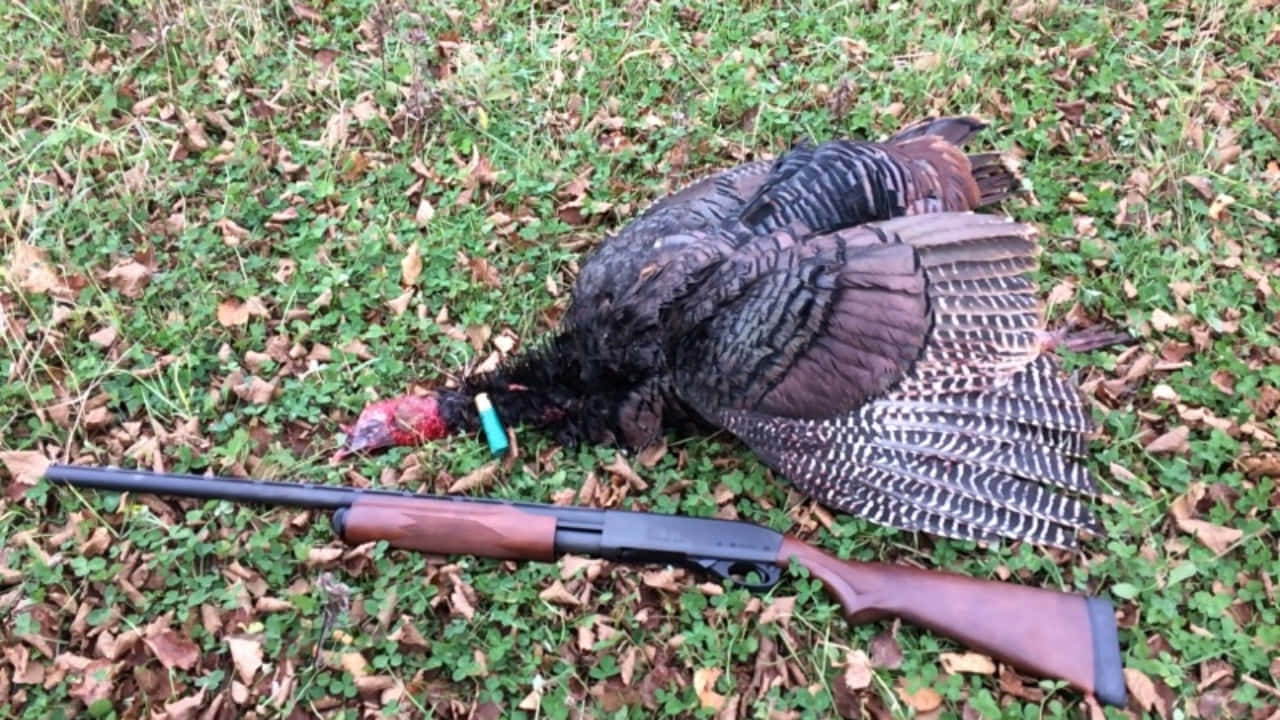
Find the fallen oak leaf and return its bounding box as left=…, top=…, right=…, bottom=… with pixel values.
left=103, top=260, right=152, bottom=298
left=1169, top=483, right=1243, bottom=554
left=539, top=580, right=580, bottom=606
left=842, top=649, right=874, bottom=690
left=693, top=668, right=726, bottom=711
left=940, top=651, right=996, bottom=675
left=603, top=452, right=647, bottom=490
left=88, top=326, right=117, bottom=348
left=1124, top=668, right=1161, bottom=714
left=5, top=242, right=68, bottom=295
left=226, top=636, right=263, bottom=685
left=144, top=629, right=200, bottom=670
left=870, top=622, right=904, bottom=669
left=231, top=375, right=277, bottom=405
left=217, top=296, right=269, bottom=326
left=340, top=651, right=370, bottom=678
left=1146, top=426, right=1190, bottom=455
left=401, top=242, right=423, bottom=285
left=1183, top=175, right=1214, bottom=200
left=641, top=567, right=683, bottom=592
left=0, top=451, right=50, bottom=488
left=896, top=680, right=942, bottom=712
left=67, top=658, right=117, bottom=706
left=387, top=288, right=413, bottom=316
left=1149, top=308, right=1180, bottom=332
left=163, top=691, right=206, bottom=720
left=415, top=199, right=435, bottom=226
left=758, top=595, right=795, bottom=625
left=448, top=462, right=498, bottom=493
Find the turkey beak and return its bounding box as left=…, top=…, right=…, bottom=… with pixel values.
left=331, top=417, right=394, bottom=463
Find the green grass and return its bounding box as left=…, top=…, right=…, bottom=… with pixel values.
left=2, top=0, right=1278, bottom=717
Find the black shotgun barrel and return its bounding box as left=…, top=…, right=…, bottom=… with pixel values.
left=46, top=463, right=364, bottom=509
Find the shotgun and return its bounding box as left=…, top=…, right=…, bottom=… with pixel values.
left=42, top=463, right=1126, bottom=708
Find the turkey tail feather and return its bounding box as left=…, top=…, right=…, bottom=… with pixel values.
left=887, top=116, right=989, bottom=146
left=967, top=152, right=1020, bottom=206
left=698, top=213, right=1100, bottom=550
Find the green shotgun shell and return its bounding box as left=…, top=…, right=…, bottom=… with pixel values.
left=474, top=393, right=509, bottom=456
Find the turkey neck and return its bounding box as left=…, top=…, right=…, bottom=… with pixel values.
left=453, top=331, right=584, bottom=433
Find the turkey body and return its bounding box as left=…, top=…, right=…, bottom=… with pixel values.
left=432, top=117, right=1100, bottom=548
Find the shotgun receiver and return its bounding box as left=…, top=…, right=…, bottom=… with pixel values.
left=43, top=463, right=1126, bottom=708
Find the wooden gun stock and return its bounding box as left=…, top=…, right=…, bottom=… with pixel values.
left=777, top=537, right=1126, bottom=707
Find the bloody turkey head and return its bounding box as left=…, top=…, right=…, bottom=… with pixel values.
left=331, top=394, right=452, bottom=462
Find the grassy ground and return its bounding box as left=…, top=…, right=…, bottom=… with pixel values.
left=2, top=0, right=1278, bottom=717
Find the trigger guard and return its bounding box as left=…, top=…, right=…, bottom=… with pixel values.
left=693, top=557, right=782, bottom=591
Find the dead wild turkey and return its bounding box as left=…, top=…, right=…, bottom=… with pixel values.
left=338, top=116, right=1106, bottom=549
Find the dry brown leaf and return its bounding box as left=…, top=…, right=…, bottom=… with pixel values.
left=145, top=629, right=200, bottom=670
left=6, top=242, right=67, bottom=295
left=1241, top=453, right=1280, bottom=479
left=1208, top=194, right=1235, bottom=222
left=68, top=658, right=116, bottom=706
left=577, top=624, right=595, bottom=652
left=217, top=296, right=268, bottom=326
left=88, top=326, right=118, bottom=348
left=1169, top=484, right=1243, bottom=553
left=538, top=580, right=580, bottom=606
left=104, top=260, right=152, bottom=298
left=340, top=651, right=370, bottom=678
left=227, top=636, right=263, bottom=685
left=350, top=97, right=378, bottom=123
left=354, top=675, right=395, bottom=697
left=896, top=681, right=942, bottom=712
left=467, top=255, right=501, bottom=288
left=941, top=652, right=996, bottom=675
left=233, top=375, right=277, bottom=405
left=559, top=555, right=604, bottom=581
left=758, top=595, right=795, bottom=625
left=518, top=689, right=541, bottom=711
left=255, top=596, right=293, bottom=613
left=1150, top=308, right=1179, bottom=332
left=401, top=242, right=423, bottom=285
left=1183, top=175, right=1214, bottom=200
left=1146, top=426, right=1190, bottom=455
left=218, top=218, right=251, bottom=246
left=843, top=649, right=873, bottom=690
left=450, top=584, right=476, bottom=620
left=415, top=199, right=435, bottom=226
left=870, top=627, right=904, bottom=669
left=620, top=646, right=637, bottom=686
left=642, top=567, right=683, bottom=592
left=306, top=547, right=344, bottom=567
left=1124, top=668, right=1159, bottom=713
left=448, top=462, right=498, bottom=493
left=0, top=451, right=50, bottom=487
left=637, top=437, right=667, bottom=468
left=1210, top=369, right=1236, bottom=395
left=693, top=668, right=726, bottom=711
left=389, top=619, right=430, bottom=650
left=1046, top=278, right=1076, bottom=308
left=6, top=646, right=41, bottom=684
left=163, top=691, right=206, bottom=720
left=387, top=288, right=413, bottom=316
left=603, top=452, right=647, bottom=490
left=269, top=206, right=298, bottom=223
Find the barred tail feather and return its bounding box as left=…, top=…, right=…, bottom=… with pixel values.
left=699, top=213, right=1098, bottom=548
left=967, top=152, right=1020, bottom=206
